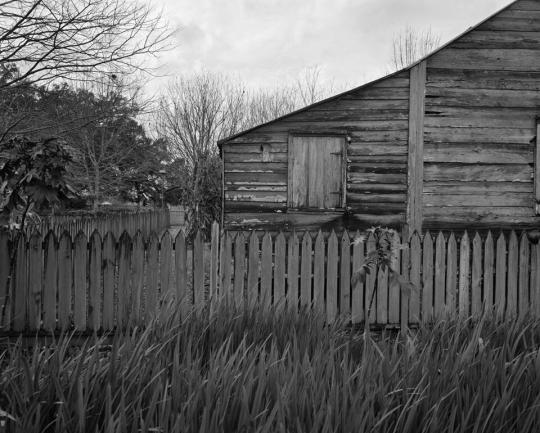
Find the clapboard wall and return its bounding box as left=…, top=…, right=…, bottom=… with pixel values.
left=422, top=0, right=540, bottom=229
left=221, top=0, right=540, bottom=232
left=221, top=71, right=410, bottom=231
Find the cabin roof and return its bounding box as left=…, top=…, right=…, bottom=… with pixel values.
left=217, top=0, right=519, bottom=147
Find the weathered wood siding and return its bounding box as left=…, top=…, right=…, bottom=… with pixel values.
left=423, top=0, right=540, bottom=229
left=222, top=71, right=410, bottom=231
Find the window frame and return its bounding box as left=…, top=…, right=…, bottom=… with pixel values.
left=287, top=132, right=348, bottom=212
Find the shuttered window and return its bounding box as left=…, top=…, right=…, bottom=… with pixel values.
left=534, top=118, right=540, bottom=215
left=288, top=136, right=345, bottom=210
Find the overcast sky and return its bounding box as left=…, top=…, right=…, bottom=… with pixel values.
left=149, top=0, right=513, bottom=93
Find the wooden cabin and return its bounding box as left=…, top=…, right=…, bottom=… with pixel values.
left=218, top=0, right=540, bottom=233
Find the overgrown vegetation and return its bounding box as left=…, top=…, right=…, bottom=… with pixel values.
left=1, top=304, right=540, bottom=432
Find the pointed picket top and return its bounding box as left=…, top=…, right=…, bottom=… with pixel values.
left=423, top=230, right=432, bottom=246
left=160, top=229, right=173, bottom=245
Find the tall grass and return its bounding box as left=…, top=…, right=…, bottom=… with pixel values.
left=1, top=304, right=540, bottom=432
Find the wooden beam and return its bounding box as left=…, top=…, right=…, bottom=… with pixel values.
left=407, top=60, right=427, bottom=235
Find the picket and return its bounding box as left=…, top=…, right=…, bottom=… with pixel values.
left=43, top=232, right=57, bottom=331
left=409, top=232, right=421, bottom=324
left=434, top=232, right=446, bottom=319
left=495, top=233, right=507, bottom=318
left=5, top=224, right=540, bottom=335
left=340, top=232, right=351, bottom=319
left=274, top=233, right=286, bottom=308
left=261, top=233, right=273, bottom=307
left=132, top=232, right=145, bottom=324
left=351, top=231, right=364, bottom=324
left=326, top=231, right=338, bottom=323
left=313, top=231, right=325, bottom=315
left=459, top=232, right=470, bottom=318
left=27, top=233, right=42, bottom=331
left=73, top=232, right=87, bottom=331
left=287, top=232, right=299, bottom=312
left=58, top=232, right=72, bottom=330
left=483, top=232, right=495, bottom=309
left=193, top=231, right=204, bottom=308
left=300, top=232, right=312, bottom=308
left=507, top=231, right=519, bottom=318
left=471, top=232, right=483, bottom=317
left=422, top=232, right=434, bottom=321
left=247, top=232, right=259, bottom=307
left=234, top=232, right=247, bottom=307
left=446, top=233, right=457, bottom=316
left=518, top=232, right=530, bottom=319
left=0, top=231, right=10, bottom=326
left=88, top=231, right=102, bottom=331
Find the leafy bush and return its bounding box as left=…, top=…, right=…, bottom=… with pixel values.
left=1, top=305, right=540, bottom=432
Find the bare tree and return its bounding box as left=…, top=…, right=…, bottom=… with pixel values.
left=0, top=0, right=173, bottom=89
left=390, top=26, right=441, bottom=71
left=158, top=72, right=247, bottom=168
left=296, top=65, right=337, bottom=106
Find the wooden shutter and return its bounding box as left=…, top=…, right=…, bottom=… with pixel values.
left=288, top=136, right=344, bottom=209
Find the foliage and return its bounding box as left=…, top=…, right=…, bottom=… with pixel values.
left=0, top=136, right=74, bottom=226
left=390, top=26, right=441, bottom=70
left=1, top=305, right=540, bottom=432
left=351, top=227, right=415, bottom=325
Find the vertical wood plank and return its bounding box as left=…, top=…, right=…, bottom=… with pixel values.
left=13, top=233, right=27, bottom=332
left=407, top=60, right=427, bottom=236
left=73, top=232, right=87, bottom=331
left=388, top=232, right=401, bottom=325
left=234, top=232, right=246, bottom=307
left=58, top=232, right=72, bottom=331
left=43, top=233, right=58, bottom=331
left=209, top=222, right=220, bottom=300
left=88, top=231, right=102, bottom=331
left=535, top=121, right=540, bottom=212
left=409, top=232, right=421, bottom=324
left=377, top=255, right=388, bottom=326
left=326, top=231, right=338, bottom=323
left=459, top=232, right=470, bottom=318
left=507, top=231, right=519, bottom=318
left=28, top=233, right=42, bottom=331
left=193, top=231, right=205, bottom=308
left=274, top=233, right=286, bottom=309
left=531, top=243, right=540, bottom=319
left=434, top=231, right=446, bottom=319
left=471, top=232, right=483, bottom=317
left=160, top=232, right=173, bottom=302
left=117, top=234, right=131, bottom=329
left=261, top=232, right=273, bottom=308
left=287, top=232, right=299, bottom=312
left=175, top=232, right=187, bottom=306
left=400, top=232, right=410, bottom=330
left=445, top=233, right=458, bottom=317
left=220, top=232, right=233, bottom=302
left=146, top=234, right=160, bottom=318
left=365, top=233, right=376, bottom=324
left=340, top=232, right=351, bottom=320
left=300, top=232, right=312, bottom=309
left=0, top=230, right=10, bottom=327
left=313, top=231, right=325, bottom=315
left=131, top=232, right=145, bottom=324
left=483, top=232, right=495, bottom=311
left=422, top=231, right=434, bottom=322
left=247, top=232, right=259, bottom=308
left=351, top=231, right=364, bottom=324
left=102, top=233, right=116, bottom=330
left=495, top=233, right=507, bottom=318
left=518, top=232, right=530, bottom=319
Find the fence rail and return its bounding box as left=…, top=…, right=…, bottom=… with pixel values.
left=1, top=224, right=539, bottom=334
left=23, top=208, right=170, bottom=239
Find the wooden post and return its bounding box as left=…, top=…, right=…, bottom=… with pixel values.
left=247, top=232, right=259, bottom=308
left=102, top=233, right=116, bottom=330
left=313, top=231, right=325, bottom=316
left=518, top=232, right=530, bottom=320
left=326, top=231, right=338, bottom=323
left=471, top=232, right=482, bottom=317
left=28, top=233, right=42, bottom=331
left=287, top=232, right=299, bottom=313
left=274, top=233, right=286, bottom=309
left=300, top=232, right=312, bottom=309
left=446, top=233, right=458, bottom=316
left=340, top=232, right=351, bottom=321
left=73, top=232, right=87, bottom=331
left=483, top=231, right=494, bottom=310
left=43, top=232, right=58, bottom=331
left=406, top=60, right=427, bottom=236
left=408, top=232, right=421, bottom=325
left=422, top=231, right=434, bottom=321
left=260, top=233, right=273, bottom=308
left=458, top=231, right=470, bottom=318
left=234, top=232, right=247, bottom=307
left=507, top=231, right=519, bottom=318
left=193, top=231, right=205, bottom=308
left=351, top=231, right=364, bottom=324
left=58, top=232, right=72, bottom=330
left=434, top=232, right=446, bottom=319
left=88, top=231, right=102, bottom=331
left=175, top=232, right=187, bottom=309
left=495, top=233, right=507, bottom=318
left=132, top=232, right=145, bottom=324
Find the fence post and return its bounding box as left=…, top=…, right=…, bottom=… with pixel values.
left=458, top=231, right=470, bottom=318
left=326, top=231, right=338, bottom=323
left=193, top=231, right=205, bottom=308
left=234, top=232, right=247, bottom=308
left=340, top=232, right=351, bottom=322
left=209, top=222, right=220, bottom=301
